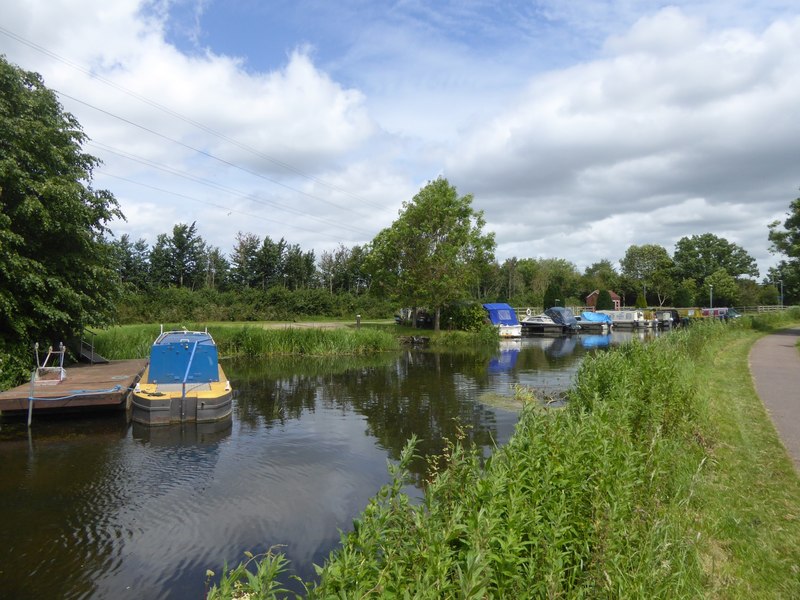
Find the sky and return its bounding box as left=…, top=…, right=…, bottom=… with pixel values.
left=2, top=0, right=799, bottom=277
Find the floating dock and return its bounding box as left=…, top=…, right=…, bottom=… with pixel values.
left=0, top=360, right=147, bottom=419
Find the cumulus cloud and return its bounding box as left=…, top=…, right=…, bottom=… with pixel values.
left=448, top=8, right=800, bottom=271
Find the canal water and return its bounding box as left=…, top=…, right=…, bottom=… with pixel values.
left=0, top=330, right=657, bottom=599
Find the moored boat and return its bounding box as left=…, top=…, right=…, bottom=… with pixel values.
left=522, top=307, right=581, bottom=335
left=132, top=328, right=232, bottom=426
left=597, top=309, right=646, bottom=328
left=575, top=311, right=612, bottom=332
left=483, top=303, right=522, bottom=338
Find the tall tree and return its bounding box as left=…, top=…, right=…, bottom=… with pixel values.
left=366, top=177, right=495, bottom=330
left=703, top=269, right=739, bottom=307
left=204, top=246, right=229, bottom=290
left=258, top=236, right=287, bottom=289
left=768, top=196, right=800, bottom=304
left=620, top=244, right=674, bottom=305
left=230, top=232, right=261, bottom=288
left=170, top=221, right=206, bottom=289
left=0, top=57, right=123, bottom=359
left=110, top=234, right=150, bottom=291
left=673, top=233, right=758, bottom=283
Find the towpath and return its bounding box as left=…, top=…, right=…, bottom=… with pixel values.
left=749, top=326, right=800, bottom=472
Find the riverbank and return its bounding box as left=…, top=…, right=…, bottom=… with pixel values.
left=207, top=309, right=800, bottom=598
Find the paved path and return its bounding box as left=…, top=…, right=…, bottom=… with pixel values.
left=749, top=326, right=800, bottom=472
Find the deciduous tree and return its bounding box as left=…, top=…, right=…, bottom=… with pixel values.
left=673, top=233, right=758, bottom=283
left=366, top=177, right=495, bottom=330
left=0, top=57, right=123, bottom=369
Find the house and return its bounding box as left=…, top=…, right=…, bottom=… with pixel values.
left=585, top=289, right=621, bottom=310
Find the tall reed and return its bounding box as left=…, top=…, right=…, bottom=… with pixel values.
left=91, top=324, right=398, bottom=359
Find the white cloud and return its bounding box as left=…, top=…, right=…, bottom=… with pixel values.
left=2, top=1, right=799, bottom=274
left=447, top=9, right=800, bottom=273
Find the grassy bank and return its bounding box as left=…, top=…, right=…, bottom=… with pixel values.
left=91, top=323, right=399, bottom=359
left=206, top=309, right=800, bottom=598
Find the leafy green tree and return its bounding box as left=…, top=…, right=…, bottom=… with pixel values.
left=0, top=57, right=123, bottom=372
left=366, top=177, right=495, bottom=330
left=595, top=289, right=614, bottom=310
left=149, top=233, right=172, bottom=288
left=171, top=221, right=206, bottom=289
left=257, top=236, right=287, bottom=289
left=703, top=269, right=739, bottom=307
left=673, top=233, right=758, bottom=283
left=673, top=278, right=697, bottom=308
left=111, top=234, right=150, bottom=291
left=620, top=244, right=674, bottom=305
left=582, top=260, right=620, bottom=296
left=768, top=196, right=800, bottom=304
left=204, top=246, right=229, bottom=290
left=230, top=231, right=261, bottom=288
left=543, top=282, right=561, bottom=309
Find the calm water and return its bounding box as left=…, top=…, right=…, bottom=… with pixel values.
left=0, top=330, right=658, bottom=599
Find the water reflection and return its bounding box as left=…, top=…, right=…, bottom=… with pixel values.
left=0, top=330, right=660, bottom=599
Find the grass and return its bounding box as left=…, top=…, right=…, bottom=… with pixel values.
left=691, top=327, right=800, bottom=597
left=202, top=309, right=800, bottom=598
left=91, top=322, right=399, bottom=359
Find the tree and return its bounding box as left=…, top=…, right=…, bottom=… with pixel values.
left=673, top=233, right=758, bottom=283
left=230, top=232, right=261, bottom=288
left=703, top=269, right=739, bottom=307
left=110, top=234, right=150, bottom=291
left=204, top=246, right=229, bottom=290
left=620, top=244, right=674, bottom=305
left=0, top=57, right=123, bottom=364
left=582, top=260, right=620, bottom=295
left=257, top=236, right=287, bottom=289
left=543, top=282, right=561, bottom=310
left=768, top=196, right=800, bottom=304
left=596, top=289, right=614, bottom=310
left=170, top=221, right=206, bottom=289
left=366, top=177, right=495, bottom=331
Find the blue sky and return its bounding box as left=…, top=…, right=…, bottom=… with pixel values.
left=2, top=0, right=800, bottom=276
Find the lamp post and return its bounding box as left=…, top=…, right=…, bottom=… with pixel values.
left=779, top=279, right=784, bottom=308
left=709, top=285, right=713, bottom=310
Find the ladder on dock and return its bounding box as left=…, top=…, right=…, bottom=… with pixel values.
left=79, top=329, right=109, bottom=364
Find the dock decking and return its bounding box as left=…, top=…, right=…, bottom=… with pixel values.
left=0, top=359, right=147, bottom=415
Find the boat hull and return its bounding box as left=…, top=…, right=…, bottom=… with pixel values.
left=132, top=364, right=232, bottom=426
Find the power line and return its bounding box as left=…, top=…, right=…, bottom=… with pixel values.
left=88, top=140, right=373, bottom=236
left=0, top=24, right=386, bottom=210
left=57, top=88, right=377, bottom=222
left=98, top=171, right=361, bottom=243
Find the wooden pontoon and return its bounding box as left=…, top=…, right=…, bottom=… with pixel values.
left=0, top=360, right=147, bottom=422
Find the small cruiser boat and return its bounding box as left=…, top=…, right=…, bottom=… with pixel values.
left=132, top=328, right=232, bottom=426
left=521, top=307, right=581, bottom=335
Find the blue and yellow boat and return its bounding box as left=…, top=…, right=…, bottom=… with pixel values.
left=132, top=329, right=232, bottom=425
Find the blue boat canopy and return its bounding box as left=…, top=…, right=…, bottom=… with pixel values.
left=148, top=331, right=220, bottom=384
left=482, top=303, right=520, bottom=326
left=579, top=311, right=613, bottom=323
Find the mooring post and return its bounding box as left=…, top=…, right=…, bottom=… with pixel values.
left=27, top=370, right=36, bottom=428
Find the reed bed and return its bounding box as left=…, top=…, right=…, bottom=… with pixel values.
left=91, top=323, right=398, bottom=359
